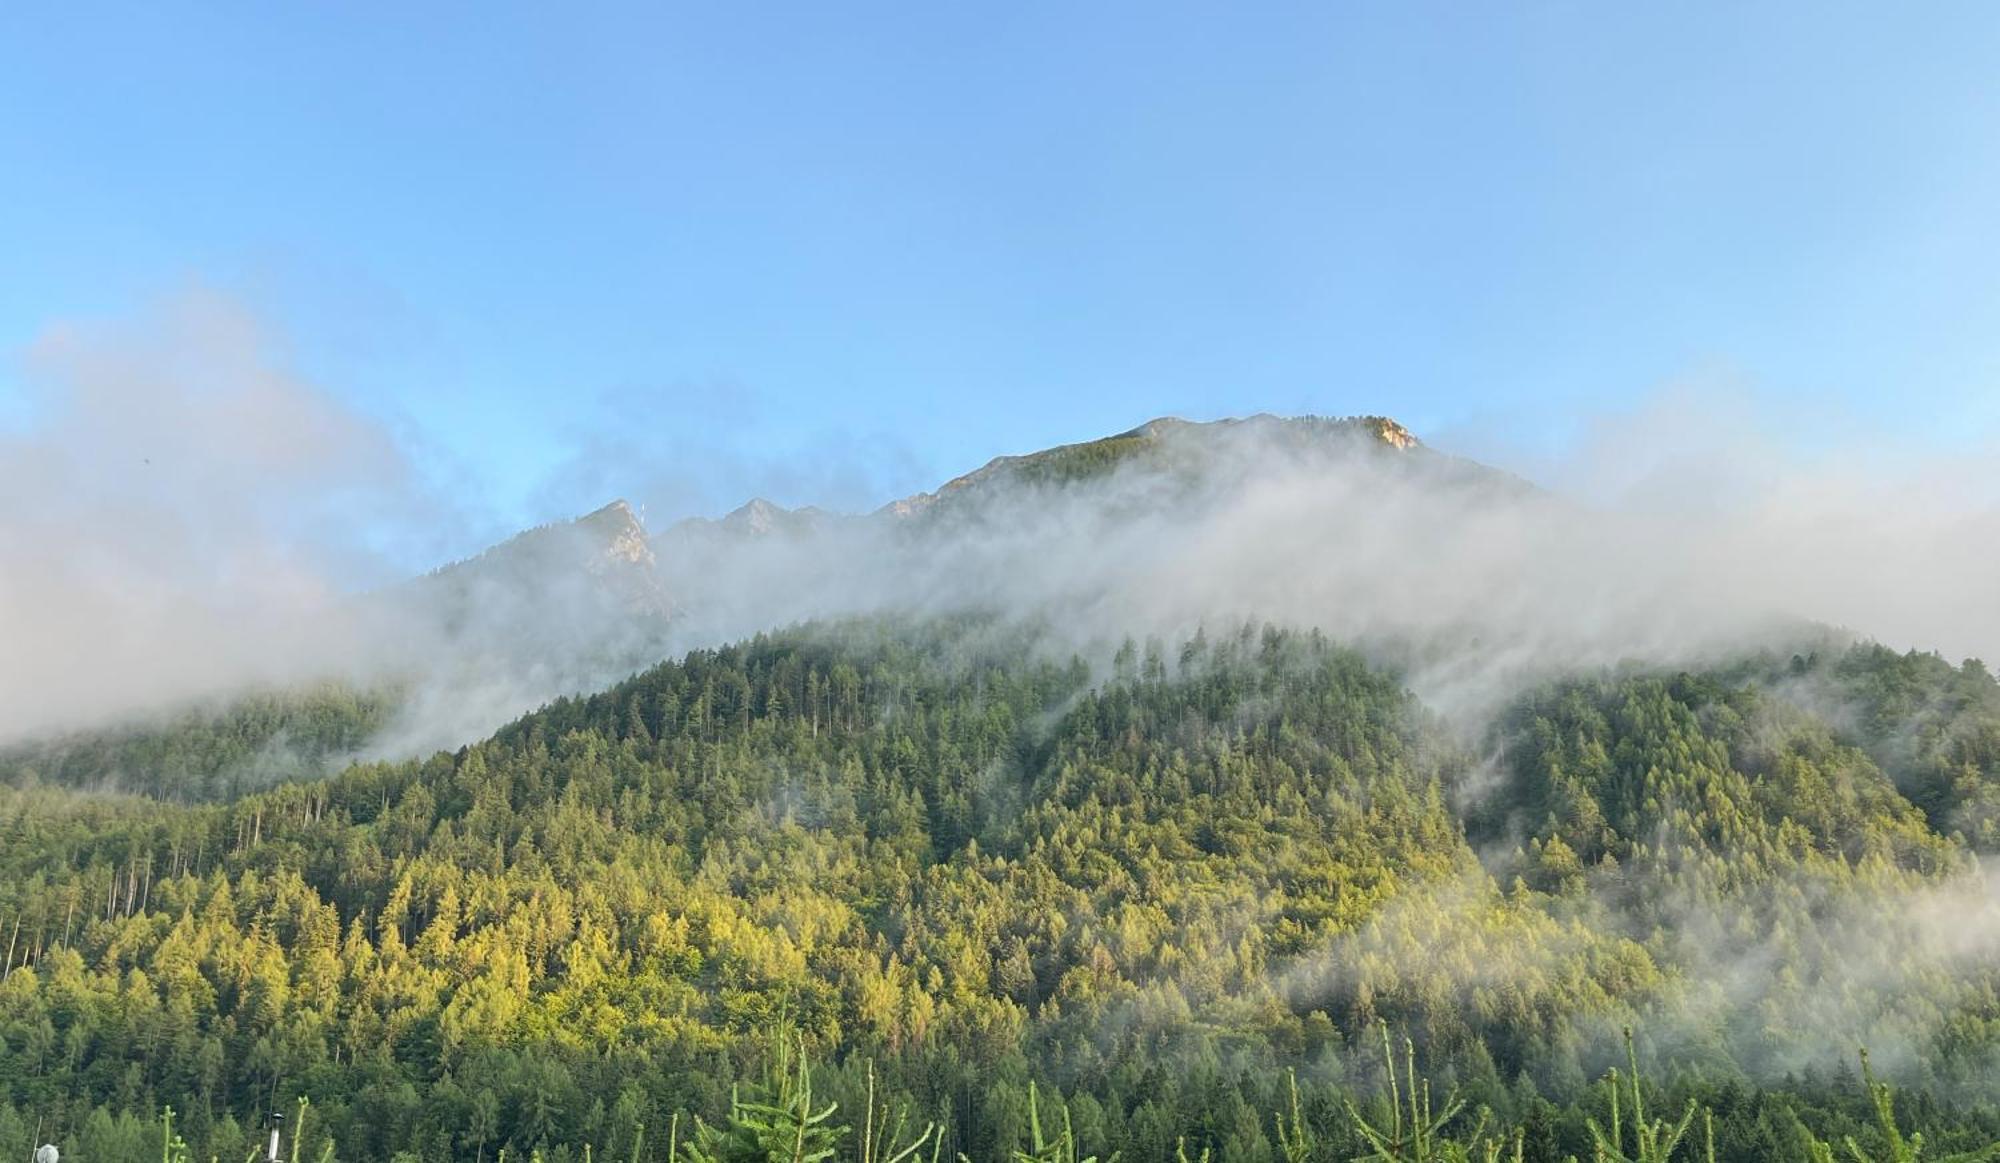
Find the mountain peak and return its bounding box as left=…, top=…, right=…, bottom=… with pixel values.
left=582, top=499, right=654, bottom=567
left=724, top=497, right=783, bottom=533
left=576, top=498, right=645, bottom=539
left=1134, top=413, right=1420, bottom=448
left=663, top=497, right=834, bottom=544
left=881, top=412, right=1429, bottom=519
left=1367, top=416, right=1419, bottom=449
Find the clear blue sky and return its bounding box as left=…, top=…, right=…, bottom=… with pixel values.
left=5, top=2, right=1999, bottom=547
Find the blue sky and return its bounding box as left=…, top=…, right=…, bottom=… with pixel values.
left=5, top=2, right=1999, bottom=555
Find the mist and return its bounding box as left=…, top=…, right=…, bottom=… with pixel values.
left=649, top=411, right=2000, bottom=730
left=9, top=295, right=2000, bottom=1108
left=0, top=290, right=429, bottom=740
left=5, top=294, right=1999, bottom=770
left=0, top=291, right=666, bottom=755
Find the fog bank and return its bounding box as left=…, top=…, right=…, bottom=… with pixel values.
left=5, top=296, right=1998, bottom=756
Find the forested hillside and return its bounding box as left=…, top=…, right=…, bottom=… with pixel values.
left=0, top=619, right=1997, bottom=1160
left=0, top=684, right=396, bottom=801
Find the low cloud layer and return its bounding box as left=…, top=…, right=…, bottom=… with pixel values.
left=651, top=413, right=2000, bottom=730
left=4, top=294, right=1998, bottom=757
left=0, top=290, right=432, bottom=738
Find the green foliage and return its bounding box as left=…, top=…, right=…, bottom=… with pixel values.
left=0, top=620, right=1996, bottom=1160
left=1343, top=1025, right=1514, bottom=1163
left=1274, top=1070, right=1310, bottom=1163
left=1804, top=1050, right=1999, bottom=1163
left=1585, top=1030, right=1700, bottom=1163
left=858, top=1060, right=940, bottom=1163
left=0, top=683, right=396, bottom=801
left=159, top=1105, right=192, bottom=1163
left=680, top=1030, right=845, bottom=1163
left=995, top=1082, right=1112, bottom=1163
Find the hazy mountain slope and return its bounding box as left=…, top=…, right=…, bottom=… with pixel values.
left=664, top=496, right=844, bottom=542
left=404, top=497, right=672, bottom=632
left=878, top=413, right=1523, bottom=522
left=0, top=683, right=397, bottom=801
left=0, top=500, right=676, bottom=798
left=0, top=411, right=1943, bottom=806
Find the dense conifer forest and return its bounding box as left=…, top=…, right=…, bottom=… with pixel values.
left=2, top=618, right=1998, bottom=1161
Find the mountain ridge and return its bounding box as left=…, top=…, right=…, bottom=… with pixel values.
left=455, top=412, right=1469, bottom=603
left=877, top=412, right=1432, bottom=520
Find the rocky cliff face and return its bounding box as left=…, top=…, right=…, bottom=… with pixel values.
left=417, top=498, right=672, bottom=623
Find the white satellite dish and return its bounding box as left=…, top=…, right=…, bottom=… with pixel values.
left=35, top=1145, right=59, bottom=1163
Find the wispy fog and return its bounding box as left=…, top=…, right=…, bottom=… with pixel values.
left=0, top=290, right=427, bottom=738
left=651, top=411, right=2000, bottom=728
left=4, top=295, right=1998, bottom=757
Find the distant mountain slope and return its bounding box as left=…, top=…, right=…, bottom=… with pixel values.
left=408, top=497, right=671, bottom=629
left=400, top=414, right=1448, bottom=670
left=0, top=682, right=396, bottom=800
left=658, top=496, right=850, bottom=551
left=0, top=500, right=680, bottom=798
left=879, top=413, right=1518, bottom=521
left=0, top=412, right=1695, bottom=796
